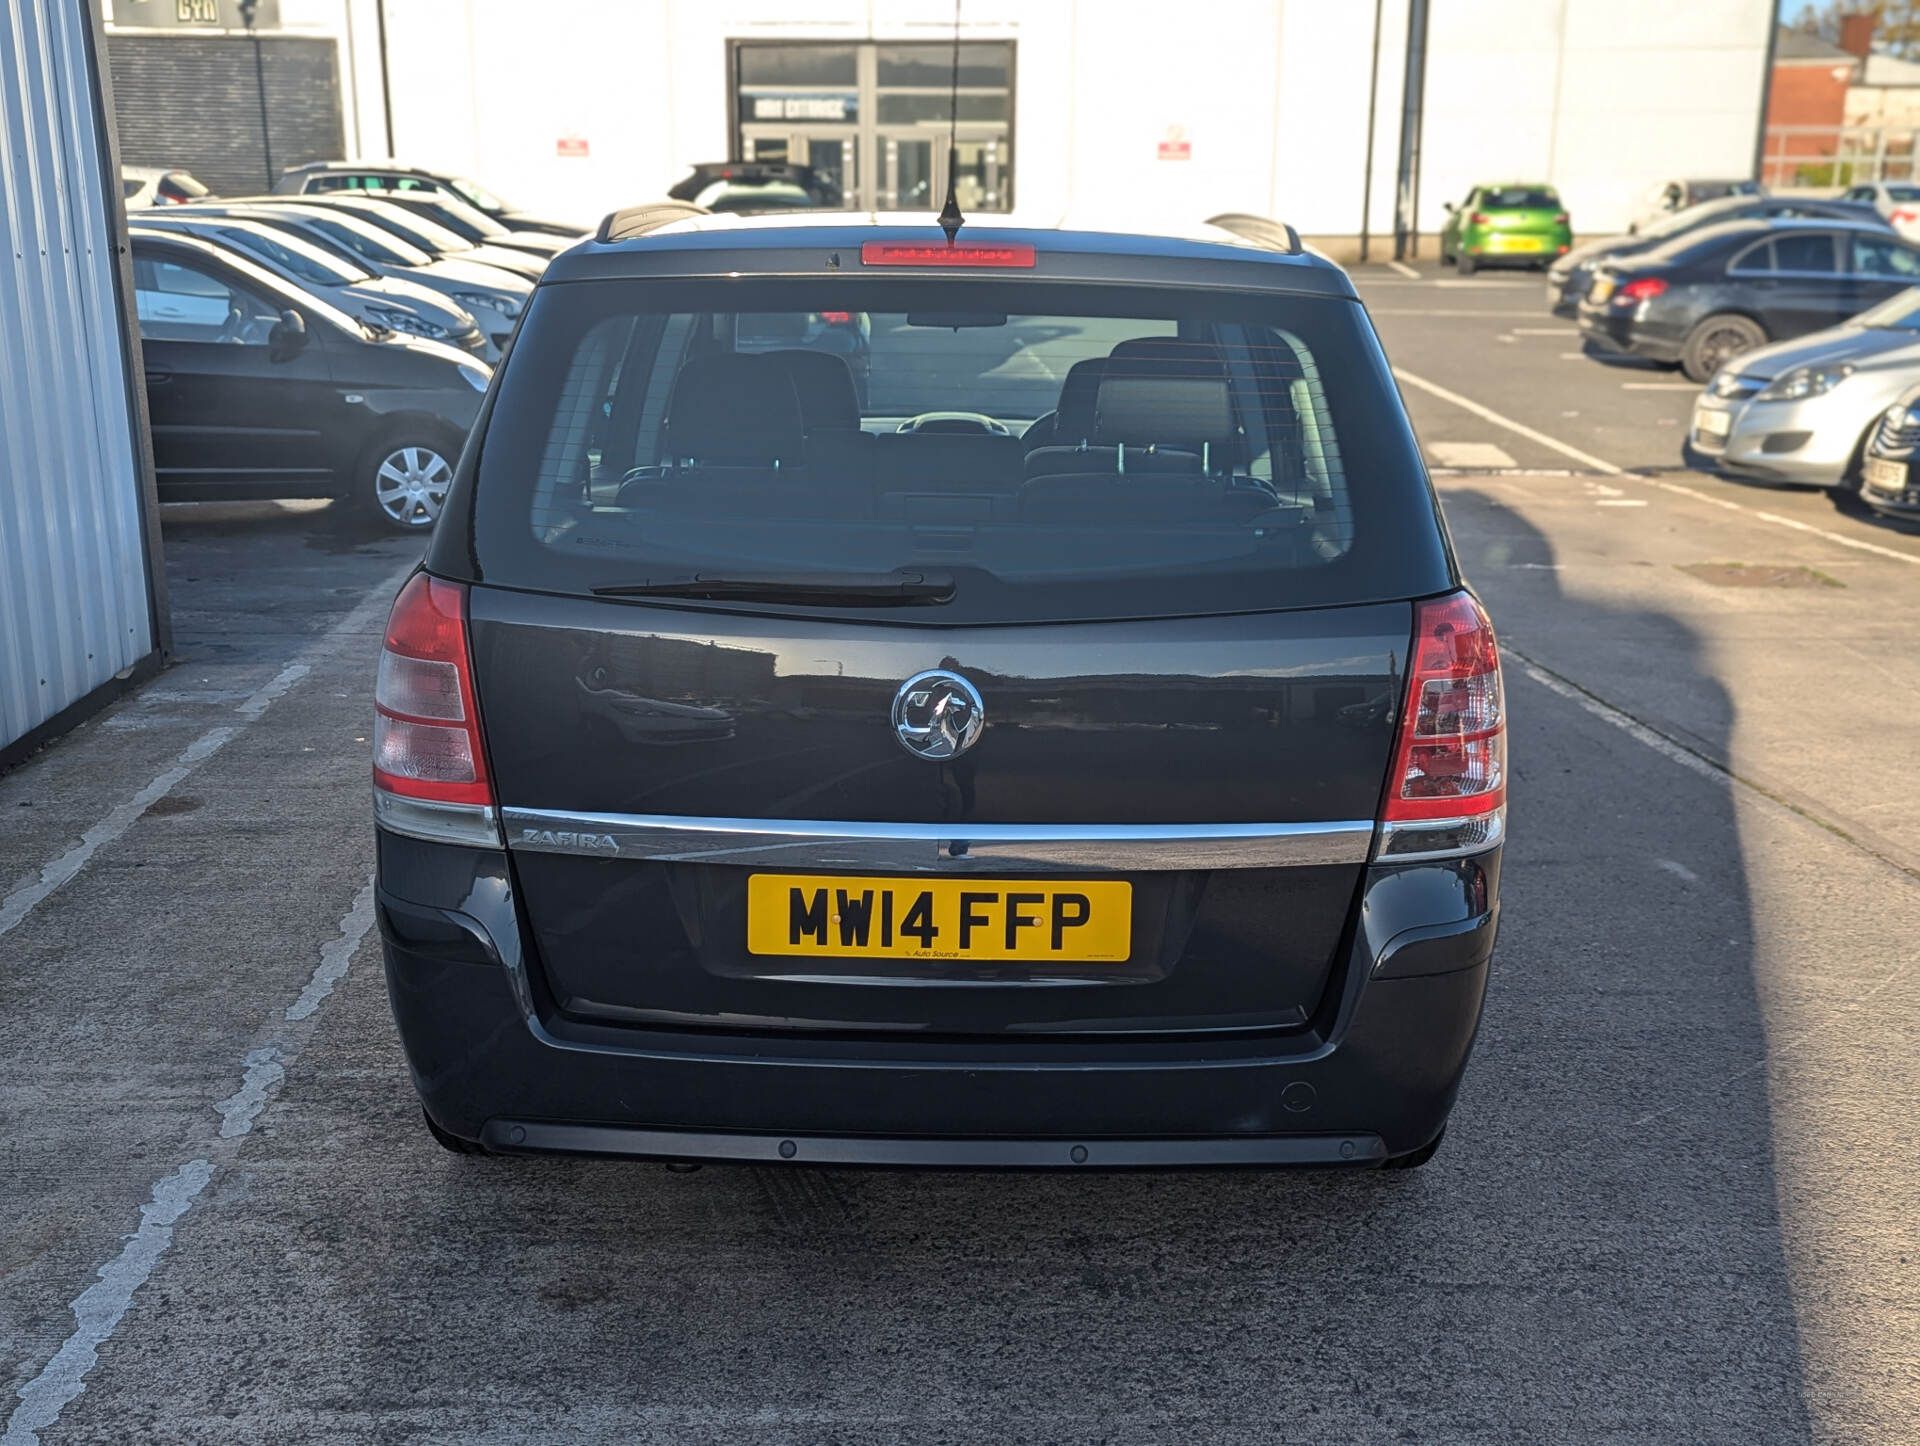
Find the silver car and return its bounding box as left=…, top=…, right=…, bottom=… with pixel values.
left=1687, top=287, right=1920, bottom=487
left=128, top=214, right=490, bottom=359
left=169, top=202, right=530, bottom=356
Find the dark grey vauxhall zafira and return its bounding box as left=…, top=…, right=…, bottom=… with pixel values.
left=370, top=208, right=1505, bottom=1170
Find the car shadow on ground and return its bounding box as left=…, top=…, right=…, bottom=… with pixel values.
left=294, top=497, right=1815, bottom=1441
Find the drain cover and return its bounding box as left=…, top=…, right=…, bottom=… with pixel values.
left=1679, top=563, right=1841, bottom=589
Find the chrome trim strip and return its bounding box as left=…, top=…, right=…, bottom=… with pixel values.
left=499, top=808, right=1374, bottom=871
left=374, top=788, right=504, bottom=848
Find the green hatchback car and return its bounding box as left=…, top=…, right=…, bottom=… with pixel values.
left=1439, top=183, right=1572, bottom=275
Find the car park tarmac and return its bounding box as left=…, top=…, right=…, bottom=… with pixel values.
left=4, top=273, right=1920, bottom=1442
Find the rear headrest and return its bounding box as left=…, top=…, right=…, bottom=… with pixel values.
left=1093, top=376, right=1237, bottom=448
left=664, top=353, right=804, bottom=463
left=1107, top=336, right=1229, bottom=379
left=768, top=349, right=861, bottom=432
left=1052, top=357, right=1108, bottom=441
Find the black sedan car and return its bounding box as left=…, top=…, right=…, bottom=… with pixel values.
left=371, top=211, right=1505, bottom=1170
left=131, top=230, right=487, bottom=530
left=1547, top=195, right=1889, bottom=316
left=1860, top=383, right=1920, bottom=523
left=1578, top=218, right=1920, bottom=381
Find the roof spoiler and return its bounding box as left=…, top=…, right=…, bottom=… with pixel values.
left=595, top=201, right=710, bottom=244
left=1203, top=213, right=1304, bottom=256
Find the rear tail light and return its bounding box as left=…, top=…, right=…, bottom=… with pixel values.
left=1377, top=592, right=1506, bottom=860
left=373, top=574, right=502, bottom=845
left=861, top=241, right=1037, bottom=268
left=1469, top=211, right=1490, bottom=225
left=1893, top=208, right=1919, bottom=226
left=1554, top=212, right=1570, bottom=225
left=1616, top=277, right=1667, bottom=303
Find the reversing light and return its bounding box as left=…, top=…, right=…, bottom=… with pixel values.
left=1377, top=592, right=1506, bottom=860
left=373, top=574, right=492, bottom=807
left=861, top=241, right=1037, bottom=268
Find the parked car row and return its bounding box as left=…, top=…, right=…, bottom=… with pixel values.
left=124, top=164, right=590, bottom=530
left=1530, top=182, right=1920, bottom=525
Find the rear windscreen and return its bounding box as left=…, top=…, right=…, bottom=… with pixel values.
left=1483, top=188, right=1558, bottom=209
left=466, top=278, right=1449, bottom=624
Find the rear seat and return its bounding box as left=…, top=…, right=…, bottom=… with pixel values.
left=1021, top=372, right=1247, bottom=522
left=1024, top=338, right=1230, bottom=481
left=621, top=352, right=850, bottom=514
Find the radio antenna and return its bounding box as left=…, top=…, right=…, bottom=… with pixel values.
left=937, top=0, right=964, bottom=244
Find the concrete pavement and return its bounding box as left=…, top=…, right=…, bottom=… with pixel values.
left=4, top=284, right=1920, bottom=1442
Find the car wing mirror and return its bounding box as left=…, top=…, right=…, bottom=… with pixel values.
left=268, top=308, right=307, bottom=362
left=1442, top=201, right=1456, bottom=213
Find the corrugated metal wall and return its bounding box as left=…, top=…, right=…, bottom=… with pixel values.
left=1, top=0, right=160, bottom=755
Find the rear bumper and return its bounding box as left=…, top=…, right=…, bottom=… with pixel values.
left=377, top=834, right=1499, bottom=1166
left=1578, top=308, right=1684, bottom=363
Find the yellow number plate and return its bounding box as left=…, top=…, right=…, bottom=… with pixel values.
left=1490, top=234, right=1545, bottom=253
left=747, top=874, right=1132, bottom=962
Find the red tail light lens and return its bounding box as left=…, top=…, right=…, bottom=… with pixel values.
left=1554, top=212, right=1570, bottom=225
left=1469, top=211, right=1490, bottom=226
left=373, top=574, right=492, bottom=806
left=1382, top=592, right=1505, bottom=831
left=1617, top=277, right=1667, bottom=303
left=861, top=241, right=1037, bottom=268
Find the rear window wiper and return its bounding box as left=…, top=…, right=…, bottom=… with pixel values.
left=591, top=569, right=955, bottom=606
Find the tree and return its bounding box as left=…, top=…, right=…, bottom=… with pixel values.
left=1790, top=1, right=1920, bottom=59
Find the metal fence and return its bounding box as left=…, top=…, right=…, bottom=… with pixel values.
left=1761, top=124, right=1920, bottom=188
left=0, top=0, right=165, bottom=764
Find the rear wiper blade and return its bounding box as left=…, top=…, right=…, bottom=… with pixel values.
left=591, top=569, right=955, bottom=606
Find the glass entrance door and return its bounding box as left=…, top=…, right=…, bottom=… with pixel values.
left=880, top=134, right=935, bottom=211
left=734, top=41, right=1015, bottom=214
left=739, top=131, right=858, bottom=207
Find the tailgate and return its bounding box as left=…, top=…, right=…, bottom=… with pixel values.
left=470, top=588, right=1410, bottom=1037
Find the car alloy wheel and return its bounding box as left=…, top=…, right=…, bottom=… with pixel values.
left=373, top=444, right=453, bottom=530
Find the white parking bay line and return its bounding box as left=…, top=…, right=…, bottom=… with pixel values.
left=1, top=879, right=379, bottom=1446
left=0, top=560, right=414, bottom=943
left=1513, top=328, right=1576, bottom=336
left=1621, top=382, right=1700, bottom=391
left=1387, top=259, right=1419, bottom=279
left=1396, top=365, right=1920, bottom=568
left=1393, top=368, right=1623, bottom=474
left=1429, top=441, right=1518, bottom=468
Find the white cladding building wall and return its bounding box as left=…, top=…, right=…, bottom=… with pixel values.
left=1, top=0, right=157, bottom=753
left=351, top=0, right=1770, bottom=238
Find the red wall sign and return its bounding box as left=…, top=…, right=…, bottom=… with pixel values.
left=556, top=137, right=590, bottom=158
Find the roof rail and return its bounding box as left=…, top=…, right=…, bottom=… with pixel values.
left=596, top=201, right=710, bottom=244
left=1202, top=213, right=1303, bottom=256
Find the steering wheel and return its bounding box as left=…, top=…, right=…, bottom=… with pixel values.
left=896, top=411, right=1010, bottom=437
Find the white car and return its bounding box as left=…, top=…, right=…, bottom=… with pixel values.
left=121, top=166, right=211, bottom=208
left=1837, top=183, right=1920, bottom=240
left=1628, top=178, right=1760, bottom=234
